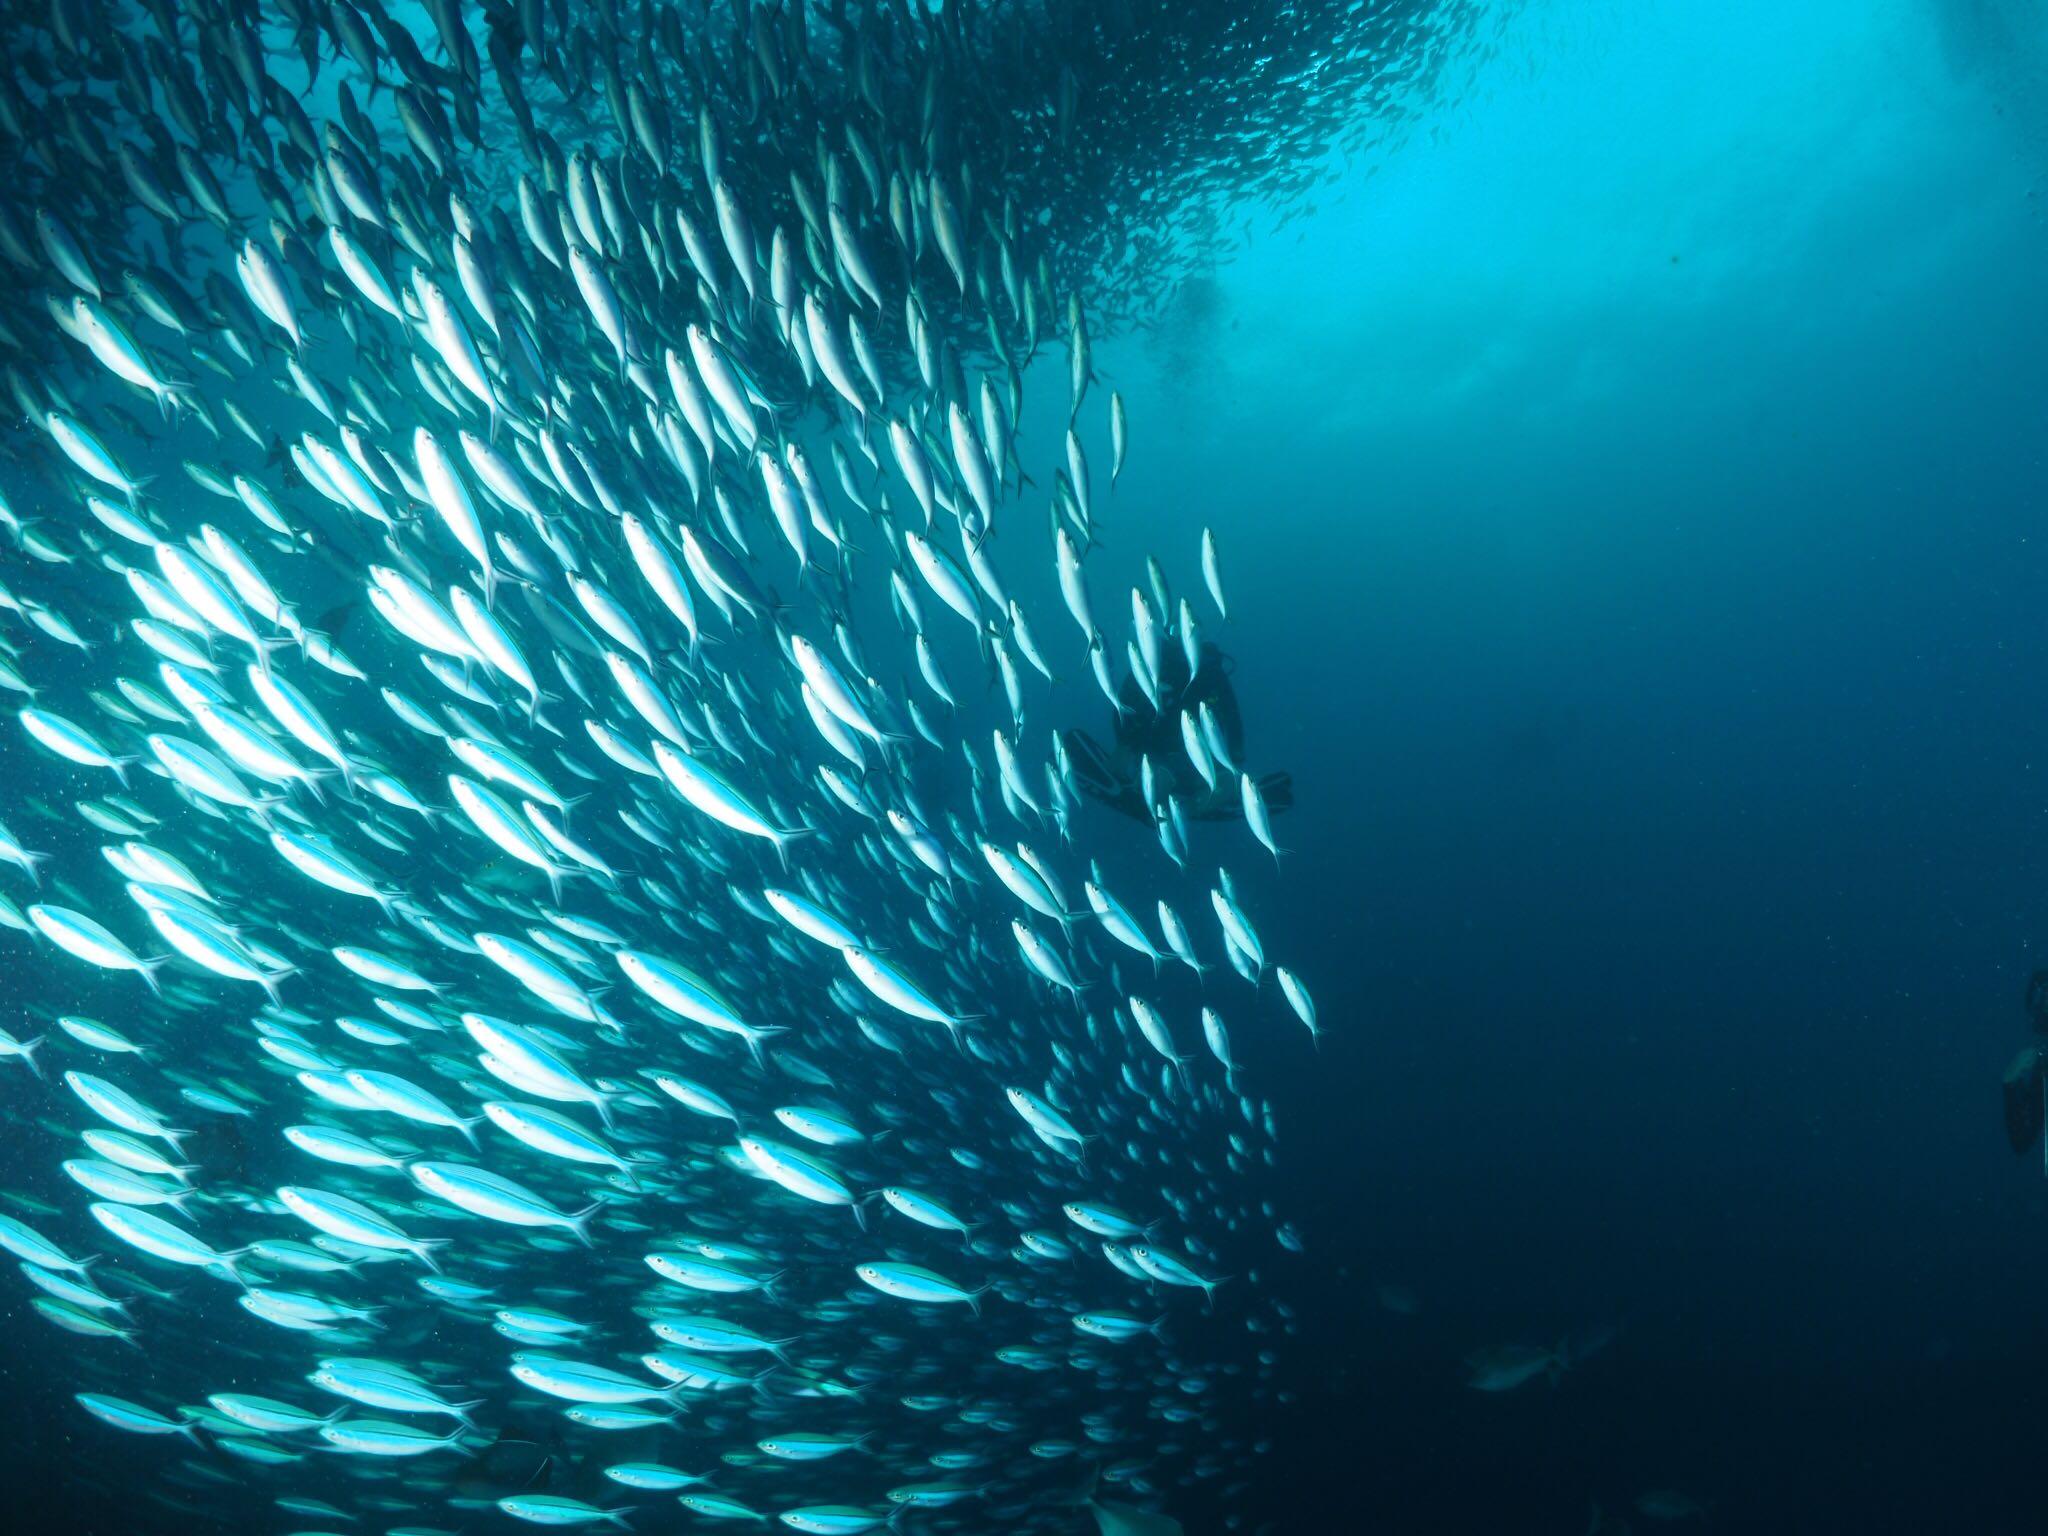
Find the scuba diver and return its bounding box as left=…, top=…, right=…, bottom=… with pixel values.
left=1068, top=639, right=1292, bottom=824
left=2003, top=969, right=2048, bottom=1166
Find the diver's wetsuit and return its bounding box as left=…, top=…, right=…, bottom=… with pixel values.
left=1069, top=642, right=1292, bottom=822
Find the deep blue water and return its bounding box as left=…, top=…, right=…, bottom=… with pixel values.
left=1177, top=1, right=2048, bottom=1528
left=1, top=1, right=2046, bottom=1532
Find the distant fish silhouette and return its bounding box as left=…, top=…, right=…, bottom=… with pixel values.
left=1090, top=1497, right=1186, bottom=1535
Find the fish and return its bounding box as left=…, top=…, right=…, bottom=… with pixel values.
left=1466, top=1342, right=1569, bottom=1392
left=0, top=4, right=1330, bottom=1532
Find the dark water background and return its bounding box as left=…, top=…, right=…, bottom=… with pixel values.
left=1092, top=0, right=2048, bottom=1529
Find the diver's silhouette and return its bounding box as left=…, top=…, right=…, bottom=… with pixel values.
left=1069, top=641, right=1292, bottom=822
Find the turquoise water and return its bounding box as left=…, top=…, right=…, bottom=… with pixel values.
left=1160, top=3, right=2048, bottom=1529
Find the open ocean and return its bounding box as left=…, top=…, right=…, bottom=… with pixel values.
left=0, top=2, right=2044, bottom=1533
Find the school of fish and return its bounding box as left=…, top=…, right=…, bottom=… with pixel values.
left=0, top=1, right=1319, bottom=1532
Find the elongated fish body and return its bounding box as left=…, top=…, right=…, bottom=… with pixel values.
left=856, top=1261, right=981, bottom=1309
left=0, top=14, right=1310, bottom=1528
left=883, top=1187, right=973, bottom=1238
left=21, top=708, right=131, bottom=779
left=31, top=905, right=160, bottom=990
left=1006, top=1086, right=1084, bottom=1147
left=278, top=1187, right=441, bottom=1271
left=76, top=1394, right=196, bottom=1440
left=738, top=1134, right=855, bottom=1208
left=511, top=1353, right=674, bottom=1405
left=842, top=946, right=965, bottom=1029
left=412, top=1161, right=593, bottom=1238
left=0, top=1213, right=92, bottom=1273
